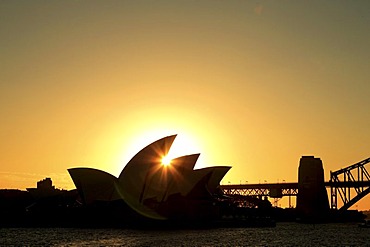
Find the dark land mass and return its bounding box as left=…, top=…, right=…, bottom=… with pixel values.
left=0, top=189, right=365, bottom=228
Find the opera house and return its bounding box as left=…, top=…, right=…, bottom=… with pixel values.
left=68, top=135, right=231, bottom=223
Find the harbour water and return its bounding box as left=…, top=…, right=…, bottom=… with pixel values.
left=1, top=222, right=370, bottom=246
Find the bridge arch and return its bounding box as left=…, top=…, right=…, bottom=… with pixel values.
left=330, top=157, right=370, bottom=211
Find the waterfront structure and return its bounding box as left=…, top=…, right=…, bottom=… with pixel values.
left=67, top=168, right=121, bottom=205
left=26, top=177, right=63, bottom=198
left=68, top=135, right=231, bottom=221
left=296, top=156, right=330, bottom=218
left=221, top=156, right=370, bottom=219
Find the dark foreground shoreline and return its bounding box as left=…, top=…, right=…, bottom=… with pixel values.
left=1, top=206, right=364, bottom=229
left=0, top=189, right=365, bottom=229
left=0, top=207, right=277, bottom=229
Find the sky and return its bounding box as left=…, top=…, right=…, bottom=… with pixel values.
left=1, top=0, right=370, bottom=209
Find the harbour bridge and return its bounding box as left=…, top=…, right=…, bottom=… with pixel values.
left=220, top=157, right=370, bottom=211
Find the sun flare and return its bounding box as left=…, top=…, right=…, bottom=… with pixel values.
left=161, top=155, right=172, bottom=166
left=118, top=131, right=205, bottom=174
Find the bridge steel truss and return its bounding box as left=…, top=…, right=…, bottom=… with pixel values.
left=221, top=183, right=298, bottom=197
left=329, top=157, right=370, bottom=211
left=221, top=183, right=298, bottom=207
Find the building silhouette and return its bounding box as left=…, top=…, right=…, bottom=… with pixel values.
left=68, top=135, right=231, bottom=222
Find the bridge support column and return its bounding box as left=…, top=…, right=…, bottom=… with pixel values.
left=297, top=156, right=329, bottom=220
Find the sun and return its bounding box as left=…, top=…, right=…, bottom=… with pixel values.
left=161, top=155, right=172, bottom=166
left=118, top=130, right=203, bottom=172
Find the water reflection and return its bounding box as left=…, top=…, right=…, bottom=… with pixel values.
left=1, top=223, right=370, bottom=246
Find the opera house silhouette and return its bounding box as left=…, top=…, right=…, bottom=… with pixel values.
left=68, top=135, right=231, bottom=223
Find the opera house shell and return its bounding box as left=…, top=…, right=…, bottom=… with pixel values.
left=68, top=135, right=231, bottom=222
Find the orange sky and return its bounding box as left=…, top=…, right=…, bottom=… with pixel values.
left=1, top=1, right=370, bottom=209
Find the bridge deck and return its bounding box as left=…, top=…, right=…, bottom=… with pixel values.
left=221, top=183, right=297, bottom=190
left=221, top=181, right=370, bottom=190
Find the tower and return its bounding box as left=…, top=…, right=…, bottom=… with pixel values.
left=297, top=156, right=329, bottom=219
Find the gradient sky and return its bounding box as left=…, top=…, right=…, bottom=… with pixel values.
left=1, top=1, right=370, bottom=209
